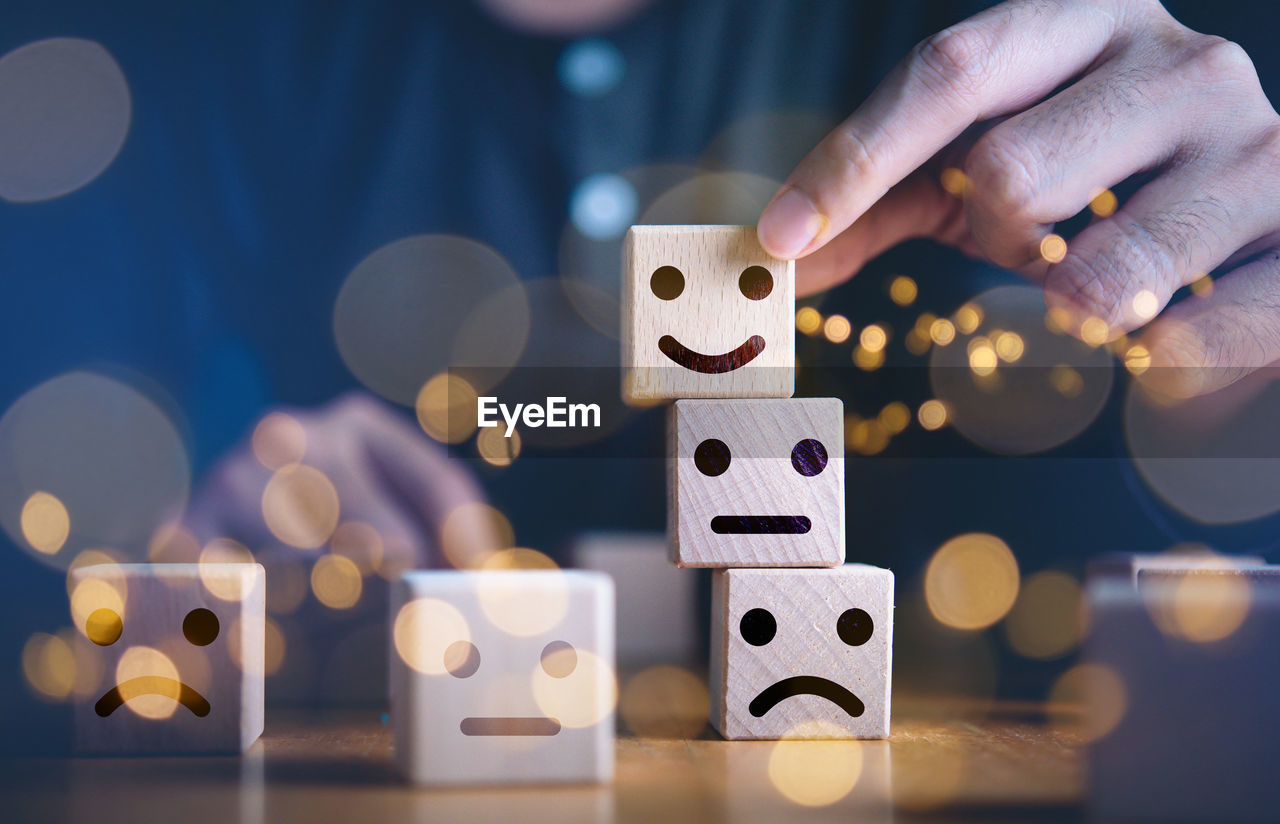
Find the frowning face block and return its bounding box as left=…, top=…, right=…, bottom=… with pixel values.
left=669, top=398, right=844, bottom=568
left=621, top=225, right=795, bottom=403
left=390, top=570, right=615, bottom=785
left=711, top=566, right=893, bottom=740
left=70, top=563, right=265, bottom=754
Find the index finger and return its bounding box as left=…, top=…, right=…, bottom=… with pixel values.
left=756, top=0, right=1124, bottom=260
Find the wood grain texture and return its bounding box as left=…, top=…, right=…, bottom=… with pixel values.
left=621, top=225, right=794, bottom=403
left=71, top=563, right=265, bottom=754
left=711, top=565, right=892, bottom=740
left=391, top=570, right=615, bottom=785
left=669, top=398, right=843, bottom=568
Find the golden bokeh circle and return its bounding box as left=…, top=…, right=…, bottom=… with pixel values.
left=767, top=721, right=864, bottom=807
left=925, top=533, right=1020, bottom=630
left=261, top=465, right=341, bottom=549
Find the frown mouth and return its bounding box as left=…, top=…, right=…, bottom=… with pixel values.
left=95, top=677, right=210, bottom=718
left=749, top=676, right=864, bottom=718
left=658, top=334, right=765, bottom=374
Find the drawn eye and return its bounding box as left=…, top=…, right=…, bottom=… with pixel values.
left=541, top=641, right=577, bottom=678
left=86, top=608, right=122, bottom=646
left=740, top=608, right=777, bottom=646
left=694, top=438, right=731, bottom=476
left=791, top=439, right=828, bottom=476
left=651, top=265, right=685, bottom=300
left=837, top=608, right=874, bottom=646
left=183, top=608, right=220, bottom=646
left=739, top=265, right=774, bottom=300
left=445, top=640, right=481, bottom=678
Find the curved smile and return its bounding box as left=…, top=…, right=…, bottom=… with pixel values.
left=95, top=677, right=211, bottom=717
left=749, top=676, right=864, bottom=718
left=658, top=334, right=765, bottom=374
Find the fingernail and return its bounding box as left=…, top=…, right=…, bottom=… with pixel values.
left=758, top=187, right=827, bottom=259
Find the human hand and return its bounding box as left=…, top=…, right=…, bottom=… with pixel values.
left=757, top=0, right=1280, bottom=397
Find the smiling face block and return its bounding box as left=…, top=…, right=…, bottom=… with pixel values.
left=70, top=563, right=265, bottom=754
left=390, top=570, right=615, bottom=785
left=669, top=398, right=843, bottom=568
left=621, top=225, right=795, bottom=403
left=711, top=565, right=893, bottom=740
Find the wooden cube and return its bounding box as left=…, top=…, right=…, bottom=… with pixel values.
left=391, top=570, right=615, bottom=785
left=710, top=565, right=893, bottom=740
left=621, top=225, right=795, bottom=403
left=669, top=398, right=844, bottom=568
left=70, top=563, right=265, bottom=754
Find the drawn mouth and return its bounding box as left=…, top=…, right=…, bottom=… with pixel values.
left=460, top=717, right=562, bottom=736
left=658, top=334, right=765, bottom=374
left=749, top=676, right=864, bottom=718
left=95, top=677, right=211, bottom=718
left=711, top=516, right=811, bottom=534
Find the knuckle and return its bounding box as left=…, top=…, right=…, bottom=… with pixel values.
left=964, top=129, right=1042, bottom=220
left=911, top=24, right=995, bottom=99
left=1179, top=36, right=1259, bottom=90
left=1049, top=219, right=1173, bottom=325
left=819, top=124, right=882, bottom=190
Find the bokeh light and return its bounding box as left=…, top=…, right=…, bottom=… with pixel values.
left=939, top=167, right=969, bottom=197
left=1080, top=316, right=1109, bottom=346
left=1190, top=275, right=1214, bottom=297
left=476, top=426, right=522, bottom=467
left=1003, top=571, right=1084, bottom=659
left=859, top=324, right=887, bottom=353
left=1143, top=567, right=1252, bottom=644
left=1123, top=344, right=1151, bottom=375
left=329, top=520, right=383, bottom=576
left=114, top=645, right=181, bottom=720
left=1049, top=663, right=1126, bottom=742
left=0, top=371, right=190, bottom=569
left=889, top=275, right=918, bottom=306
left=796, top=307, right=822, bottom=336
left=440, top=501, right=514, bottom=570
left=415, top=373, right=480, bottom=445
left=618, top=666, right=709, bottom=738
left=848, top=418, right=890, bottom=456
left=251, top=412, right=307, bottom=470
left=393, top=597, right=471, bottom=675
left=20, top=491, right=70, bottom=555
left=954, top=303, right=982, bottom=335
left=1039, top=233, right=1067, bottom=264
left=310, top=554, right=362, bottom=610
left=531, top=647, right=616, bottom=729
left=823, top=314, right=851, bottom=344
left=1131, top=289, right=1159, bottom=321
left=198, top=539, right=255, bottom=601
left=262, top=464, right=340, bottom=549
left=22, top=632, right=76, bottom=700
left=929, top=318, right=956, bottom=346
left=333, top=234, right=529, bottom=404
left=69, top=570, right=127, bottom=639
left=917, top=399, right=949, bottom=431
left=0, top=38, right=131, bottom=202
left=767, top=721, right=864, bottom=807
left=570, top=173, right=638, bottom=240
left=994, top=331, right=1024, bottom=363
left=925, top=533, right=1020, bottom=630
left=477, top=555, right=569, bottom=637
left=853, top=346, right=884, bottom=371
left=228, top=614, right=285, bottom=677
left=878, top=402, right=911, bottom=435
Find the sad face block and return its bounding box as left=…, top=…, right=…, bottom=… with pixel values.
left=390, top=570, right=615, bottom=785
left=669, top=398, right=844, bottom=568
left=621, top=225, right=795, bottom=403
left=710, top=565, right=893, bottom=740
left=69, top=563, right=265, bottom=754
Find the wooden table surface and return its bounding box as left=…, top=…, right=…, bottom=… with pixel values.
left=5, top=696, right=1086, bottom=823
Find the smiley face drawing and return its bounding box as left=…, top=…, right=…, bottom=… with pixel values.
left=669, top=398, right=844, bottom=568
left=391, top=569, right=615, bottom=785
left=622, top=225, right=795, bottom=403
left=711, top=566, right=893, bottom=740
left=70, top=563, right=265, bottom=754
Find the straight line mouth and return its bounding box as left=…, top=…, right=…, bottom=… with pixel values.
left=711, top=515, right=812, bottom=534
left=95, top=677, right=210, bottom=718
left=749, top=676, right=864, bottom=718
left=460, top=717, right=562, bottom=736
left=658, top=334, right=765, bottom=374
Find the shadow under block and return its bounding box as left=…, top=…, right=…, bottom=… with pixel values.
left=669, top=398, right=844, bottom=568
left=70, top=563, right=266, bottom=755
left=621, top=225, right=795, bottom=403
left=391, top=570, right=615, bottom=785
left=710, top=566, right=893, bottom=740
left=1085, top=564, right=1280, bottom=823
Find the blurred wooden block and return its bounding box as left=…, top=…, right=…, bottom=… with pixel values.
left=710, top=565, right=892, bottom=740
left=70, top=563, right=265, bottom=754
left=391, top=570, right=615, bottom=785
left=621, top=225, right=794, bottom=403
left=669, top=398, right=843, bottom=568
left=570, top=532, right=698, bottom=665
left=1085, top=562, right=1280, bottom=822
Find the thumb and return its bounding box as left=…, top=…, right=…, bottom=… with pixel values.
left=765, top=171, right=968, bottom=297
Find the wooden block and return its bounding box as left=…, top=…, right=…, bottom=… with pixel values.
left=1085, top=565, right=1280, bottom=822
left=621, top=225, right=795, bottom=403
left=710, top=565, right=892, bottom=740
left=70, top=563, right=265, bottom=754
left=669, top=398, right=843, bottom=568
left=391, top=570, right=615, bottom=785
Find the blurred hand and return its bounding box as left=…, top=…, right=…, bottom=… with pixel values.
left=758, top=0, right=1280, bottom=398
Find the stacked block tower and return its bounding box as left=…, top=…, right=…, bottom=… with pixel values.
left=623, top=225, right=893, bottom=739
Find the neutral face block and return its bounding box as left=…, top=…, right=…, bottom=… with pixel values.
left=621, top=225, right=795, bottom=403
left=70, top=563, right=266, bottom=754
left=391, top=570, right=615, bottom=785
left=710, top=565, right=893, bottom=740
left=669, top=398, right=844, bottom=568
